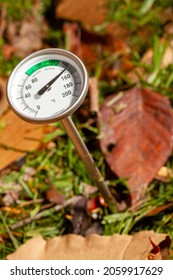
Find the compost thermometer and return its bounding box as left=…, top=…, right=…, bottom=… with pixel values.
left=7, top=48, right=88, bottom=123
left=7, top=48, right=116, bottom=212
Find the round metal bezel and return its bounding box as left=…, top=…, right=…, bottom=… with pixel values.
left=7, top=48, right=89, bottom=124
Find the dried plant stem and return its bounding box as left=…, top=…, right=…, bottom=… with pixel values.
left=89, top=77, right=99, bottom=114
left=10, top=196, right=81, bottom=230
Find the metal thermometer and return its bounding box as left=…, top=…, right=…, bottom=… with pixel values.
left=7, top=48, right=88, bottom=123
left=7, top=48, right=116, bottom=212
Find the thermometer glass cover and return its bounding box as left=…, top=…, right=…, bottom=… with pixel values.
left=7, top=48, right=88, bottom=123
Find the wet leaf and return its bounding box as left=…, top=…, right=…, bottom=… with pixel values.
left=99, top=87, right=173, bottom=205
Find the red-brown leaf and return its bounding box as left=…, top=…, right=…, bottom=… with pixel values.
left=45, top=188, right=65, bottom=205
left=99, top=87, right=173, bottom=205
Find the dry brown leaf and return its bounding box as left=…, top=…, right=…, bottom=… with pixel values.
left=0, top=76, right=8, bottom=116
left=1, top=190, right=19, bottom=206
left=0, top=109, right=47, bottom=169
left=12, top=20, right=43, bottom=57
left=5, top=1, right=46, bottom=59
left=45, top=188, right=65, bottom=204
left=99, top=87, right=173, bottom=205
left=7, top=231, right=171, bottom=260
left=146, top=203, right=173, bottom=217
left=0, top=3, right=7, bottom=38
left=147, top=236, right=171, bottom=260
left=147, top=237, right=161, bottom=260
left=56, top=0, right=108, bottom=28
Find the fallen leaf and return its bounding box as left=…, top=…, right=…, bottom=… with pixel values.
left=0, top=76, right=8, bottom=116
left=56, top=0, right=108, bottom=28
left=12, top=20, right=43, bottom=57
left=99, top=87, right=173, bottom=205
left=0, top=109, right=48, bottom=170
left=7, top=231, right=171, bottom=260
left=1, top=190, right=19, bottom=206
left=0, top=3, right=7, bottom=38
left=158, top=236, right=172, bottom=260
left=1, top=206, right=24, bottom=215
left=45, top=188, right=65, bottom=205
left=2, top=44, right=15, bottom=59
left=0, top=236, right=5, bottom=244
left=147, top=237, right=161, bottom=260
left=5, top=1, right=46, bottom=58
left=82, top=182, right=98, bottom=197
left=147, top=236, right=171, bottom=260
left=146, top=203, right=173, bottom=216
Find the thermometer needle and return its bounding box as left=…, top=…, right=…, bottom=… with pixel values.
left=37, top=66, right=68, bottom=96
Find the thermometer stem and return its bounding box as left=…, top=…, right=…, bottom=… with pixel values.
left=61, top=116, right=117, bottom=213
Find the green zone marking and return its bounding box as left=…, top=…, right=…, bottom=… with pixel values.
left=25, top=59, right=60, bottom=76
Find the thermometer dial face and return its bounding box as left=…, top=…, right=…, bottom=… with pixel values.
left=7, top=48, right=88, bottom=123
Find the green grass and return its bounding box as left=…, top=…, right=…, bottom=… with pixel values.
left=103, top=181, right=173, bottom=237
left=1, top=0, right=173, bottom=259
left=0, top=0, right=34, bottom=21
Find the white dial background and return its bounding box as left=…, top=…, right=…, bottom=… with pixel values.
left=21, top=63, right=82, bottom=118
left=7, top=50, right=88, bottom=123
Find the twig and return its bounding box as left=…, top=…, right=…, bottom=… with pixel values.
left=89, top=77, right=99, bottom=115
left=0, top=3, right=7, bottom=38
left=10, top=195, right=81, bottom=230
left=18, top=198, right=44, bottom=207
